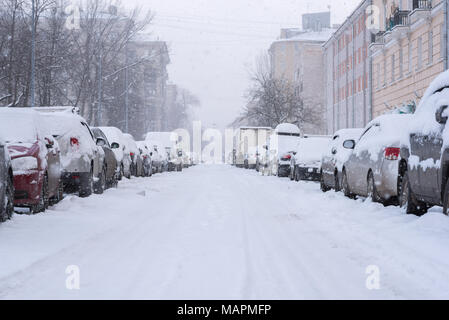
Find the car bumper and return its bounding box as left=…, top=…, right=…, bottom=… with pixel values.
left=377, top=160, right=400, bottom=199
left=297, top=166, right=321, bottom=182
left=13, top=170, right=41, bottom=206
left=61, top=171, right=90, bottom=189
left=278, top=164, right=290, bottom=176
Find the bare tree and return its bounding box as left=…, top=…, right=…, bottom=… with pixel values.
left=235, top=53, right=318, bottom=130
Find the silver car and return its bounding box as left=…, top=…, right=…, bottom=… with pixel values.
left=0, top=141, right=14, bottom=222
left=341, top=114, right=413, bottom=203
left=320, top=129, right=363, bottom=192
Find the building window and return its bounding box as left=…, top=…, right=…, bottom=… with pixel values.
left=417, top=36, right=422, bottom=70
left=428, top=29, right=433, bottom=65
left=399, top=46, right=403, bottom=78
left=391, top=54, right=395, bottom=83
left=377, top=63, right=380, bottom=89
left=408, top=41, right=413, bottom=73
left=441, top=24, right=445, bottom=60
left=383, top=57, right=387, bottom=86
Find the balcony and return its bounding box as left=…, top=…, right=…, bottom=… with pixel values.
left=413, top=0, right=432, bottom=10
left=386, top=10, right=410, bottom=31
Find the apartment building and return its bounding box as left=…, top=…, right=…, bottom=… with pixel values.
left=269, top=16, right=335, bottom=134
left=323, top=0, right=374, bottom=134
left=370, top=0, right=448, bottom=117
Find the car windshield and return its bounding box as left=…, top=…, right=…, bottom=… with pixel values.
left=0, top=114, right=38, bottom=143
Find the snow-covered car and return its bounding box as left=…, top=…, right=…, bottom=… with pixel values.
left=169, top=148, right=183, bottom=171
left=399, top=70, right=449, bottom=215
left=341, top=114, right=413, bottom=204
left=0, top=108, right=62, bottom=213
left=267, top=123, right=301, bottom=177
left=320, top=128, right=363, bottom=192
left=145, top=140, right=164, bottom=174
left=0, top=138, right=14, bottom=222
left=123, top=133, right=144, bottom=177
left=92, top=128, right=119, bottom=188
left=136, top=141, right=153, bottom=177
left=38, top=110, right=105, bottom=196
left=290, top=135, right=331, bottom=182
left=244, top=146, right=259, bottom=169
left=98, top=127, right=132, bottom=180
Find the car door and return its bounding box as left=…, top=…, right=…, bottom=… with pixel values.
left=82, top=122, right=101, bottom=177
left=322, top=135, right=338, bottom=185
left=350, top=125, right=380, bottom=195
left=43, top=135, right=60, bottom=196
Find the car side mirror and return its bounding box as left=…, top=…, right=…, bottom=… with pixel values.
left=331, top=147, right=337, bottom=155
left=343, top=140, right=356, bottom=150
left=111, top=142, right=119, bottom=149
left=150, top=152, right=153, bottom=156
left=436, top=105, right=448, bottom=124
left=96, top=137, right=106, bottom=147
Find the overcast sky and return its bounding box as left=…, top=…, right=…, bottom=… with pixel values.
left=125, top=0, right=361, bottom=129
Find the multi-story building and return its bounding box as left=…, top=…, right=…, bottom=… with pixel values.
left=269, top=17, right=335, bottom=135
left=129, top=36, right=170, bottom=137
left=323, top=0, right=374, bottom=134
left=370, top=0, right=448, bottom=117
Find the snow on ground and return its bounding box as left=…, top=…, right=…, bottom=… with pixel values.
left=0, top=165, right=449, bottom=300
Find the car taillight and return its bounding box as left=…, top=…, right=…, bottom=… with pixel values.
left=385, top=147, right=400, bottom=160
left=130, top=152, right=135, bottom=157
left=282, top=154, right=291, bottom=160
left=70, top=137, right=79, bottom=147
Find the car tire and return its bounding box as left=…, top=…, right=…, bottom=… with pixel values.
left=342, top=170, right=353, bottom=198
left=31, top=174, right=49, bottom=214
left=399, top=172, right=427, bottom=216
left=94, top=166, right=106, bottom=195
left=79, top=168, right=94, bottom=198
left=289, top=167, right=294, bottom=181
left=320, top=171, right=330, bottom=192
left=334, top=172, right=341, bottom=192
left=1, top=172, right=14, bottom=222
left=367, top=171, right=382, bottom=203
left=443, top=179, right=449, bottom=216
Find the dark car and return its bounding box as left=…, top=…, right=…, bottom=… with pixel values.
left=92, top=128, right=119, bottom=188
left=0, top=109, right=62, bottom=213
left=0, top=140, right=14, bottom=222
left=399, top=71, right=449, bottom=215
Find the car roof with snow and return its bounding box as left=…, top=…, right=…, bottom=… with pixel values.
left=0, top=108, right=44, bottom=143
left=274, top=123, right=300, bottom=134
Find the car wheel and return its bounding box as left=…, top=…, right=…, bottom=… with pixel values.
left=320, top=170, right=330, bottom=192
left=79, top=168, right=94, bottom=198
left=94, top=166, right=106, bottom=194
left=400, top=172, right=427, bottom=216
left=1, top=172, right=14, bottom=221
left=32, top=174, right=49, bottom=214
left=334, top=172, right=341, bottom=192
left=342, top=170, right=353, bottom=198
left=295, top=168, right=300, bottom=182
left=443, top=179, right=449, bottom=216
left=367, top=171, right=381, bottom=203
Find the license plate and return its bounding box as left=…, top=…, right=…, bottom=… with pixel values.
left=308, top=168, right=314, bottom=173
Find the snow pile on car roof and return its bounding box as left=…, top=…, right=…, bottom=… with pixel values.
left=296, top=136, right=331, bottom=166
left=275, top=123, right=300, bottom=134
left=0, top=108, right=41, bottom=144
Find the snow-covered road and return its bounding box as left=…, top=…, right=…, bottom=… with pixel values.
left=1, top=165, right=449, bottom=299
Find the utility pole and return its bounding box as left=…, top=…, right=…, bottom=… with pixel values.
left=31, top=0, right=36, bottom=107
left=98, top=50, right=103, bottom=126
left=125, top=44, right=129, bottom=133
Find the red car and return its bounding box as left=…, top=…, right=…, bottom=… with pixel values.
left=0, top=109, right=62, bottom=213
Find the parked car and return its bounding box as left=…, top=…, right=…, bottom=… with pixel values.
left=244, top=146, right=258, bottom=169
left=267, top=123, right=301, bottom=177
left=92, top=128, right=118, bottom=188
left=0, top=109, right=62, bottom=213
left=136, top=141, right=153, bottom=177
left=341, top=114, right=413, bottom=204
left=169, top=148, right=183, bottom=172
left=99, top=127, right=132, bottom=180
left=123, top=133, right=144, bottom=177
left=146, top=140, right=163, bottom=174
left=38, top=110, right=105, bottom=196
left=290, top=135, right=331, bottom=182
left=0, top=139, right=14, bottom=222
left=320, top=129, right=363, bottom=192
left=399, top=71, right=449, bottom=215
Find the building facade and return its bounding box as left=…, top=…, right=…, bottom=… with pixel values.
left=269, top=23, right=335, bottom=134
left=323, top=0, right=375, bottom=135
left=370, top=0, right=448, bottom=117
